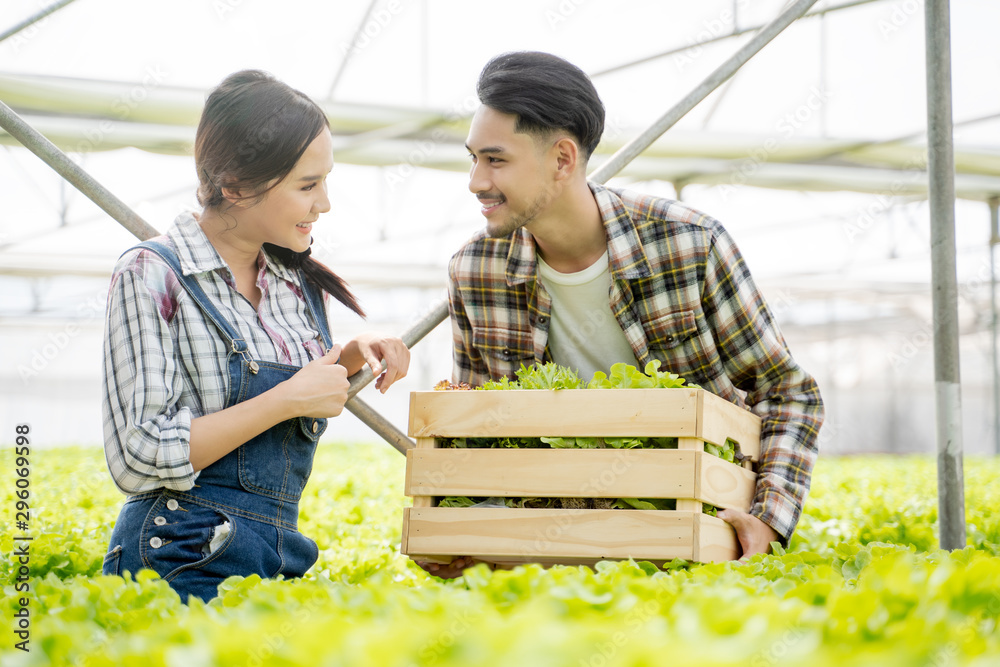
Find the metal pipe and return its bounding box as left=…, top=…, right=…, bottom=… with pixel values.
left=589, top=0, right=821, bottom=185
left=371, top=0, right=826, bottom=438
left=0, top=0, right=78, bottom=43
left=924, top=0, right=966, bottom=550
left=990, top=197, right=1000, bottom=456
left=344, top=395, right=415, bottom=453
left=588, top=0, right=878, bottom=79
left=0, top=100, right=159, bottom=240
left=347, top=299, right=449, bottom=399
left=326, top=0, right=379, bottom=100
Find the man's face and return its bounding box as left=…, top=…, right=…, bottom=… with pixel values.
left=465, top=106, right=557, bottom=238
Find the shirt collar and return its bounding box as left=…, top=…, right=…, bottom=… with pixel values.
left=503, top=182, right=652, bottom=285
left=591, top=182, right=653, bottom=280
left=166, top=212, right=299, bottom=283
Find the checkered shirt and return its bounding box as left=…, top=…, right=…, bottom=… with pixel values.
left=102, top=213, right=329, bottom=495
left=447, top=183, right=824, bottom=541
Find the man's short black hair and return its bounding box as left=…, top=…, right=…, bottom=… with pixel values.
left=476, top=51, right=605, bottom=159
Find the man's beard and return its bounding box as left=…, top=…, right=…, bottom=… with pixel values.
left=485, top=190, right=552, bottom=238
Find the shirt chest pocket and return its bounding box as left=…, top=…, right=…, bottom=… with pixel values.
left=642, top=310, right=699, bottom=350
left=472, top=327, right=535, bottom=380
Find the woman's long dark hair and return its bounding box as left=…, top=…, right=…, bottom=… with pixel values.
left=195, top=70, right=364, bottom=317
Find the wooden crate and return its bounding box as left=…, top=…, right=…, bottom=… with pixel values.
left=401, top=387, right=760, bottom=567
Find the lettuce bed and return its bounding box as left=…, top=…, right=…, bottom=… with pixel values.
left=1, top=443, right=998, bottom=667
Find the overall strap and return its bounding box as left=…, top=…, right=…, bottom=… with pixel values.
left=297, top=271, right=334, bottom=351
left=132, top=241, right=251, bottom=359
left=133, top=240, right=334, bottom=361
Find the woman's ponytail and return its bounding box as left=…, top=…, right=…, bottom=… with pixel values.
left=263, top=243, right=365, bottom=318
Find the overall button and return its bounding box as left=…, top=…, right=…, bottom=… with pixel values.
left=311, top=421, right=319, bottom=434
left=166, top=499, right=179, bottom=511
left=153, top=516, right=167, bottom=526
left=149, top=537, right=163, bottom=549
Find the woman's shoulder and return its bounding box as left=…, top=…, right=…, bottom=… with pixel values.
left=113, top=212, right=201, bottom=279
left=114, top=235, right=178, bottom=281
left=110, top=224, right=190, bottom=321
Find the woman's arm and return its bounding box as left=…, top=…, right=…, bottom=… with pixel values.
left=188, top=345, right=349, bottom=471
left=104, top=260, right=353, bottom=490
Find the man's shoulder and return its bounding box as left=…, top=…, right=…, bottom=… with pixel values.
left=449, top=229, right=511, bottom=271
left=600, top=185, right=725, bottom=235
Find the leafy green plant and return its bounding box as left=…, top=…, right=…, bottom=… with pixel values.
left=3, top=445, right=1000, bottom=666
left=588, top=359, right=690, bottom=389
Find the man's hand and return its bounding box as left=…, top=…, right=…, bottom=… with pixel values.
left=413, top=557, right=480, bottom=579
left=717, top=508, right=780, bottom=561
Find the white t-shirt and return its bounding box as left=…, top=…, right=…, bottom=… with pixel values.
left=536, top=250, right=639, bottom=381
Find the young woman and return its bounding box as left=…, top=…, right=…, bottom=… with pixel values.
left=101, top=70, right=409, bottom=602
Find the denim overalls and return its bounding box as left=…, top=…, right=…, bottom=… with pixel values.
left=103, top=241, right=332, bottom=603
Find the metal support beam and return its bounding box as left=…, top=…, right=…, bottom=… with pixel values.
left=347, top=299, right=449, bottom=401
left=0, top=0, right=78, bottom=44
left=0, top=101, right=159, bottom=240
left=990, top=197, right=1000, bottom=456
left=388, top=0, right=825, bottom=440
left=344, top=396, right=414, bottom=455
left=589, top=0, right=821, bottom=185
left=589, top=0, right=880, bottom=79
left=0, top=0, right=830, bottom=460
left=924, top=0, right=966, bottom=550
left=327, top=0, right=379, bottom=100
left=0, top=98, right=421, bottom=453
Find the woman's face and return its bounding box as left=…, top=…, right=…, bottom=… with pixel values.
left=240, top=127, right=334, bottom=253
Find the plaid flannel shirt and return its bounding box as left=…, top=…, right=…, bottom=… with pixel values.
left=447, top=183, right=824, bottom=541
left=102, top=213, right=328, bottom=495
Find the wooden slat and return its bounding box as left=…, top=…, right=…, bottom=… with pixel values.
left=675, top=438, right=703, bottom=512
left=403, top=508, right=701, bottom=562
left=405, top=449, right=697, bottom=499
left=409, top=438, right=438, bottom=508
left=694, top=514, right=740, bottom=563
left=695, top=451, right=757, bottom=511
left=697, top=391, right=762, bottom=461
left=409, top=389, right=701, bottom=438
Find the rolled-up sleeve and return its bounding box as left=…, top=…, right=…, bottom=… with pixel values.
left=701, top=226, right=824, bottom=543
left=102, top=264, right=197, bottom=494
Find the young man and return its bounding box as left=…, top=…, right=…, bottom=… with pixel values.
left=429, top=51, right=823, bottom=576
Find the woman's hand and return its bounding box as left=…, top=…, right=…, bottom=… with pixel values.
left=340, top=332, right=410, bottom=393
left=281, top=344, right=350, bottom=418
